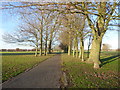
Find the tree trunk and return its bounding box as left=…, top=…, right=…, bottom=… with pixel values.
left=44, top=30, right=48, bottom=56
left=39, top=41, right=43, bottom=56
left=72, top=38, right=75, bottom=57
left=87, top=45, right=90, bottom=58
left=68, top=40, right=72, bottom=55
left=39, top=45, right=42, bottom=56
left=75, top=38, right=78, bottom=58
left=35, top=39, right=39, bottom=57
left=68, top=44, right=72, bottom=55
left=79, top=39, right=84, bottom=61
left=79, top=48, right=81, bottom=58
left=88, top=37, right=102, bottom=68
left=81, top=41, right=84, bottom=61
left=39, top=30, right=43, bottom=56
left=44, top=42, right=47, bottom=56
left=39, top=14, right=44, bottom=56
left=73, top=47, right=75, bottom=57
left=68, top=34, right=72, bottom=55
left=35, top=47, right=38, bottom=57
left=48, top=40, right=52, bottom=54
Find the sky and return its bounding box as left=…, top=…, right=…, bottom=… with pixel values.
left=0, top=4, right=33, bottom=49
left=0, top=2, right=119, bottom=50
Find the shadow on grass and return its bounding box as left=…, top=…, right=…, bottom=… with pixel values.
left=100, top=55, right=119, bottom=67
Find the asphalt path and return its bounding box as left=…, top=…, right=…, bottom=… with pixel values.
left=2, top=54, right=62, bottom=88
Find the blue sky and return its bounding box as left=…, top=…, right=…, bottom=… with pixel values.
left=0, top=3, right=118, bottom=49
left=0, top=6, right=33, bottom=49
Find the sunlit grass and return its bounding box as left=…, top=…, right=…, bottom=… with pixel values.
left=2, top=54, right=54, bottom=82
left=61, top=51, right=119, bottom=88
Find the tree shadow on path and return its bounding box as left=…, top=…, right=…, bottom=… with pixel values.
left=100, top=54, right=119, bottom=67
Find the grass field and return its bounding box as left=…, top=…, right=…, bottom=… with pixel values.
left=1, top=53, right=54, bottom=82
left=61, top=51, right=119, bottom=88
left=0, top=51, right=37, bottom=56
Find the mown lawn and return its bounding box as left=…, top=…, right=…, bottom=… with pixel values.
left=61, top=51, right=119, bottom=88
left=2, top=54, right=54, bottom=82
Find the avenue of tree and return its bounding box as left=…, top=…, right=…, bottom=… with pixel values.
left=2, top=2, right=119, bottom=68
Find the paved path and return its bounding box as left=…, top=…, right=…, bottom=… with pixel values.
left=2, top=54, right=62, bottom=88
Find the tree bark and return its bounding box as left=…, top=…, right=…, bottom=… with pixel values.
left=68, top=44, right=72, bottom=55
left=68, top=33, right=72, bottom=55
left=72, top=38, right=75, bottom=57
left=44, top=32, right=48, bottom=56
left=39, top=31, right=43, bottom=56
left=35, top=47, right=38, bottom=57
left=79, top=39, right=84, bottom=61
left=39, top=14, right=44, bottom=56
left=68, top=39, right=72, bottom=55
left=44, top=41, right=47, bottom=56
left=81, top=41, right=84, bottom=61
left=35, top=39, right=39, bottom=57
left=88, top=37, right=102, bottom=68
left=75, top=38, right=78, bottom=58
left=48, top=39, right=52, bottom=54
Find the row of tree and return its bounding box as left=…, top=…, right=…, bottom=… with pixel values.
left=3, top=10, right=60, bottom=56
left=59, top=13, right=90, bottom=61
left=2, top=2, right=119, bottom=68
left=57, top=2, right=118, bottom=68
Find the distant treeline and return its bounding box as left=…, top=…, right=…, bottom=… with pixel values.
left=1, top=48, right=119, bottom=52
left=0, top=48, right=36, bottom=52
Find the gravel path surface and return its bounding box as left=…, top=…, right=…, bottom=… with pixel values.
left=2, top=54, right=62, bottom=88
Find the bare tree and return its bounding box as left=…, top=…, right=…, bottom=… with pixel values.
left=2, top=2, right=119, bottom=68
left=59, top=2, right=118, bottom=67
left=60, top=2, right=119, bottom=68
left=72, top=14, right=87, bottom=61
left=2, top=13, right=41, bottom=56
left=47, top=12, right=60, bottom=54
left=59, top=13, right=90, bottom=61
left=82, top=2, right=118, bottom=68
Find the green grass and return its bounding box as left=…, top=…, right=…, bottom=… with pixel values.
left=2, top=54, right=54, bottom=82
left=61, top=51, right=119, bottom=88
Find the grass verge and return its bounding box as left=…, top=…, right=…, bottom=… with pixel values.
left=61, top=52, right=119, bottom=88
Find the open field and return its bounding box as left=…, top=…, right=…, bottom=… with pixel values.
left=0, top=51, right=62, bottom=55
left=0, top=51, right=38, bottom=56
left=61, top=51, right=119, bottom=88
left=2, top=54, right=54, bottom=82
